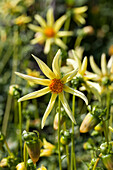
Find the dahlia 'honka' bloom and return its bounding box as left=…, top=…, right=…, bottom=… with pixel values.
left=14, top=15, right=31, bottom=26
left=72, top=6, right=88, bottom=25
left=28, top=8, right=73, bottom=54
left=90, top=54, right=113, bottom=92
left=26, top=68, right=44, bottom=86
left=0, top=0, right=23, bottom=16
left=15, top=49, right=88, bottom=128
left=40, top=138, right=55, bottom=157
left=62, top=50, right=101, bottom=99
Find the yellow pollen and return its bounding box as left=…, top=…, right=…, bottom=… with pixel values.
left=44, top=27, right=55, bottom=37
left=49, top=79, right=64, bottom=93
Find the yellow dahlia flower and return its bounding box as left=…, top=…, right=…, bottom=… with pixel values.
left=15, top=49, right=88, bottom=128
left=29, top=8, right=73, bottom=54
left=62, top=49, right=101, bottom=99
left=0, top=0, right=23, bottom=16
left=40, top=138, right=55, bottom=157
left=72, top=6, right=88, bottom=25
left=14, top=15, right=31, bottom=26
left=90, top=53, right=113, bottom=92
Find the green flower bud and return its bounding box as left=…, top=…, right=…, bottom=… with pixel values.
left=80, top=113, right=99, bottom=133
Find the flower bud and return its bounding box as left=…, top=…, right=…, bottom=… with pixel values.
left=94, top=122, right=103, bottom=132
left=37, top=165, right=47, bottom=170
left=0, top=158, right=8, bottom=168
left=60, top=130, right=71, bottom=145
left=83, top=26, right=94, bottom=35
left=9, top=84, right=21, bottom=98
left=16, top=162, right=25, bottom=170
left=102, top=154, right=113, bottom=170
left=80, top=112, right=99, bottom=133
left=23, top=131, right=41, bottom=164
left=53, top=112, right=65, bottom=130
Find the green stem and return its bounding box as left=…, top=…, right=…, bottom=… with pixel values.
left=106, top=90, right=110, bottom=141
left=1, top=29, right=18, bottom=136
left=26, top=119, right=30, bottom=132
left=4, top=140, right=13, bottom=156
left=14, top=99, right=18, bottom=125
left=71, top=95, right=76, bottom=170
left=63, top=16, right=71, bottom=44
left=58, top=97, right=62, bottom=170
left=103, top=120, right=108, bottom=145
left=64, top=122, right=70, bottom=170
left=74, top=36, right=83, bottom=48
left=24, top=142, right=28, bottom=170
left=18, top=102, right=22, bottom=159
left=0, top=46, right=12, bottom=74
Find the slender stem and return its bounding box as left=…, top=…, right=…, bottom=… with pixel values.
left=0, top=46, right=12, bottom=74
left=74, top=36, right=83, bottom=48
left=71, top=95, right=76, bottom=170
left=58, top=97, right=62, bottom=170
left=4, top=140, right=13, bottom=156
left=63, top=16, right=71, bottom=44
left=26, top=119, right=30, bottom=132
left=24, top=142, right=27, bottom=170
left=14, top=99, right=18, bottom=125
left=18, top=102, right=22, bottom=159
left=106, top=90, right=110, bottom=142
left=103, top=120, right=108, bottom=145
left=64, top=122, right=70, bottom=170
left=1, top=29, right=18, bottom=136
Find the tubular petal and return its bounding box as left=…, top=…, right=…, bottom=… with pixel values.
left=63, top=85, right=88, bottom=105
left=90, top=56, right=101, bottom=75
left=18, top=87, right=50, bottom=102
left=61, top=69, right=78, bottom=83
left=35, top=14, right=47, bottom=28
left=59, top=92, right=76, bottom=124
left=71, top=50, right=81, bottom=70
left=15, top=72, right=50, bottom=86
left=57, top=31, right=73, bottom=37
left=52, top=49, right=61, bottom=78
left=32, top=54, right=56, bottom=79
left=54, top=15, right=67, bottom=32
left=28, top=24, right=43, bottom=32
left=31, top=36, right=45, bottom=44
left=67, top=58, right=78, bottom=70
left=55, top=38, right=67, bottom=49
left=101, top=53, right=107, bottom=75
left=46, top=8, right=54, bottom=27
left=81, top=56, right=87, bottom=75
left=107, top=56, right=113, bottom=73
left=44, top=39, right=52, bottom=54
left=41, top=93, right=57, bottom=129
left=73, top=6, right=88, bottom=14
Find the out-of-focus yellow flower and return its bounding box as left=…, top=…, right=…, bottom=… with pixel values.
left=14, top=15, right=31, bottom=26
left=26, top=68, right=44, bottom=86
left=0, top=0, right=23, bottom=16
left=61, top=49, right=101, bottom=100
left=90, top=54, right=113, bottom=92
left=15, top=49, right=88, bottom=128
left=37, top=165, right=47, bottom=170
left=72, top=6, right=88, bottom=25
left=16, top=162, right=25, bottom=170
left=29, top=8, right=73, bottom=54
left=40, top=138, right=55, bottom=157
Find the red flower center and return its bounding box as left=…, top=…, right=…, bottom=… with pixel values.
left=49, top=79, right=64, bottom=93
